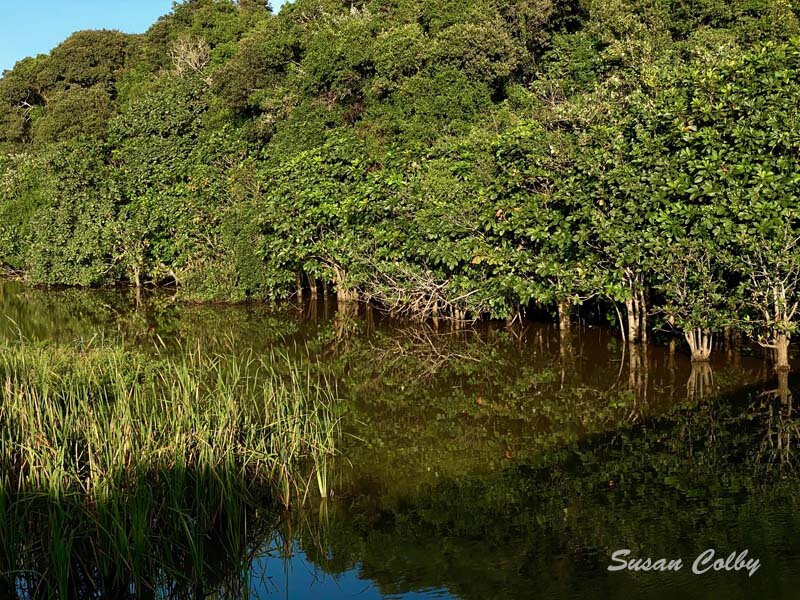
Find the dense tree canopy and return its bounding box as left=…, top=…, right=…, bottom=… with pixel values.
left=2, top=0, right=800, bottom=365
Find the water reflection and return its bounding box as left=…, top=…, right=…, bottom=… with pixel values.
left=1, top=472, right=280, bottom=599
left=686, top=361, right=715, bottom=402
left=1, top=281, right=800, bottom=598
left=755, top=370, right=800, bottom=471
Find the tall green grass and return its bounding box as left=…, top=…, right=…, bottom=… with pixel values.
left=0, top=338, right=339, bottom=508
left=0, top=338, right=340, bottom=597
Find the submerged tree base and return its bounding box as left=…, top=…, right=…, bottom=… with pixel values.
left=686, top=328, right=714, bottom=363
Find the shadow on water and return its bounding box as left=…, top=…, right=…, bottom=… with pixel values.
left=0, top=469, right=284, bottom=599
left=2, top=281, right=800, bottom=598
left=296, top=375, right=800, bottom=600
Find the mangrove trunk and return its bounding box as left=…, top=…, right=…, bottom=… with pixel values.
left=557, top=300, right=571, bottom=332
left=775, top=333, right=791, bottom=371
left=625, top=298, right=640, bottom=344
left=685, top=328, right=713, bottom=363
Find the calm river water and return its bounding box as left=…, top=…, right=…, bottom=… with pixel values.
left=1, top=281, right=800, bottom=599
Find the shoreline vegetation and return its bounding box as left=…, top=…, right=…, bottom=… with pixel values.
left=0, top=337, right=339, bottom=508
left=3, top=0, right=800, bottom=369
left=0, top=332, right=338, bottom=595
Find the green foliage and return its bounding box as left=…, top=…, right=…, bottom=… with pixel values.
left=25, top=141, right=119, bottom=285
left=3, top=0, right=800, bottom=352
left=47, top=29, right=130, bottom=90
left=432, top=20, right=520, bottom=86
left=30, top=85, right=113, bottom=142
left=0, top=154, right=42, bottom=269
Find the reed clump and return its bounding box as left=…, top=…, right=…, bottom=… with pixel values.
left=0, top=338, right=339, bottom=508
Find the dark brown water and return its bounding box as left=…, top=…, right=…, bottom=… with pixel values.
left=1, top=281, right=800, bottom=599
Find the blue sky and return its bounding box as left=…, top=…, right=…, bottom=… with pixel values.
left=0, top=1, right=287, bottom=73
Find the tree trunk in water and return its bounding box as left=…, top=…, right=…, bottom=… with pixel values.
left=365, top=302, right=374, bottom=329
left=777, top=368, right=791, bottom=406
left=306, top=297, right=318, bottom=322
left=775, top=333, right=790, bottom=371
left=668, top=339, right=677, bottom=391
left=625, top=298, right=639, bottom=344
left=295, top=273, right=304, bottom=300
left=638, top=289, right=648, bottom=343
left=559, top=329, right=574, bottom=366
left=323, top=288, right=332, bottom=321
left=308, top=273, right=318, bottom=299
left=132, top=266, right=143, bottom=308
left=334, top=301, right=359, bottom=343
left=332, top=266, right=357, bottom=303
left=614, top=302, right=627, bottom=343
left=506, top=307, right=520, bottom=328
left=685, top=328, right=712, bottom=362
left=627, top=343, right=647, bottom=404
left=723, top=329, right=741, bottom=367
left=557, top=300, right=571, bottom=332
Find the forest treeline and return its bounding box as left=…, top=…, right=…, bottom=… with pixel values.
left=2, top=0, right=800, bottom=365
